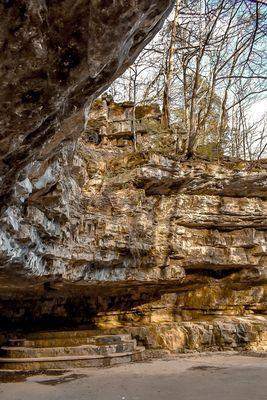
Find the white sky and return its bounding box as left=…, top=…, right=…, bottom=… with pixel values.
left=249, top=98, right=267, bottom=123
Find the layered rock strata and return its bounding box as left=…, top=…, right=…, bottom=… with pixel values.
left=0, top=0, right=174, bottom=197
left=0, top=0, right=175, bottom=323
left=0, top=1, right=266, bottom=353
left=0, top=99, right=266, bottom=353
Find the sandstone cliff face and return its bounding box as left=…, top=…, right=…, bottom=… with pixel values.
left=0, top=0, right=174, bottom=298
left=0, top=1, right=266, bottom=353
left=0, top=0, right=174, bottom=278
left=0, top=0, right=173, bottom=197
left=0, top=98, right=266, bottom=352
left=75, top=99, right=267, bottom=351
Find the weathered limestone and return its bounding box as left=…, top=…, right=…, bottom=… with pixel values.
left=0, top=99, right=265, bottom=356
left=0, top=0, right=176, bottom=323
left=0, top=0, right=266, bottom=355
left=0, top=0, right=174, bottom=196
left=0, top=0, right=174, bottom=283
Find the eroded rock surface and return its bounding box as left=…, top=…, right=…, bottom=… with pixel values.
left=0, top=99, right=266, bottom=353
left=0, top=2, right=266, bottom=353
left=0, top=0, right=174, bottom=310
left=0, top=0, right=173, bottom=196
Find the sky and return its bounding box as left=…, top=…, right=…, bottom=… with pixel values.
left=249, top=98, right=267, bottom=123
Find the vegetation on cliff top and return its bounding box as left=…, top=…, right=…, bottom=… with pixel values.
left=109, top=0, right=267, bottom=161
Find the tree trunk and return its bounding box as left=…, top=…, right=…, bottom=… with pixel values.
left=132, top=67, right=138, bottom=151
left=162, top=0, right=180, bottom=128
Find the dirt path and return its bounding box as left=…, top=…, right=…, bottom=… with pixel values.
left=0, top=353, right=266, bottom=400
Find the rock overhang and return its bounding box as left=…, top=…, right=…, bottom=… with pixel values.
left=0, top=2, right=266, bottom=336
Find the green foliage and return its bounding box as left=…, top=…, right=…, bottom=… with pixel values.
left=141, top=118, right=176, bottom=154
left=135, top=104, right=160, bottom=119
left=196, top=142, right=223, bottom=160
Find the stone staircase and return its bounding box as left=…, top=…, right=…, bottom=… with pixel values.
left=0, top=330, right=145, bottom=370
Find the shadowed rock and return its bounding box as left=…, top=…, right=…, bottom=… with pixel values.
left=0, top=0, right=174, bottom=197
left=0, top=2, right=266, bottom=348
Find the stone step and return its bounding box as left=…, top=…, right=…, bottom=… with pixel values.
left=0, top=346, right=145, bottom=370
left=25, top=329, right=97, bottom=339
left=7, top=334, right=132, bottom=348
left=24, top=331, right=131, bottom=341
left=0, top=340, right=137, bottom=358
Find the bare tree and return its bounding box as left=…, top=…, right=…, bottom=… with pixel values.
left=109, top=0, right=267, bottom=160
left=162, top=0, right=180, bottom=128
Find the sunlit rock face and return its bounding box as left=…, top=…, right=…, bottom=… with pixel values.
left=0, top=1, right=266, bottom=351
left=0, top=99, right=266, bottom=354
left=0, top=1, right=174, bottom=297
